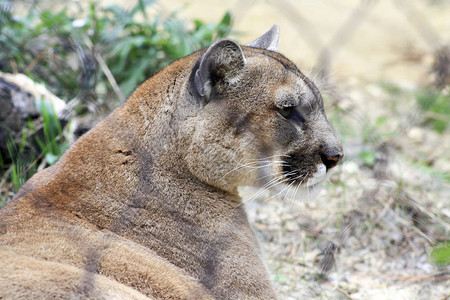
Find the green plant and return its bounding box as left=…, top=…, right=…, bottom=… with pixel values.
left=6, top=136, right=28, bottom=193
left=34, top=99, right=69, bottom=165
left=361, top=116, right=396, bottom=145
left=415, top=88, right=449, bottom=133
left=0, top=101, right=68, bottom=207
left=359, top=150, right=376, bottom=167
left=0, top=3, right=80, bottom=97
left=103, top=2, right=232, bottom=95
left=0, top=0, right=233, bottom=100
left=430, top=241, right=450, bottom=266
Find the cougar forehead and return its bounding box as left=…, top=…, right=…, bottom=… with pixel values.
left=221, top=50, right=321, bottom=115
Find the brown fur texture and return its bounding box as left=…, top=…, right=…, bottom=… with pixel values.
left=0, top=27, right=342, bottom=299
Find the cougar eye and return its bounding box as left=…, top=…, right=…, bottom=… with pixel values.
left=277, top=106, right=292, bottom=118
left=277, top=106, right=305, bottom=125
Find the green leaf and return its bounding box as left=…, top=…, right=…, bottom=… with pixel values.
left=430, top=242, right=450, bottom=266
left=273, top=274, right=287, bottom=282
left=360, top=150, right=376, bottom=167
left=415, top=88, right=449, bottom=133
left=219, top=11, right=232, bottom=27
left=375, top=116, right=388, bottom=127
left=134, top=0, right=155, bottom=20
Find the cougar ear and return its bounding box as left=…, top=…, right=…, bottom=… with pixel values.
left=194, top=39, right=247, bottom=100
left=246, top=25, right=280, bottom=52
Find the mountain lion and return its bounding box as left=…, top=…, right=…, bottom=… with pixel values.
left=0, top=26, right=343, bottom=299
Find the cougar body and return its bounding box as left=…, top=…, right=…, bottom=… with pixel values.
left=0, top=26, right=342, bottom=299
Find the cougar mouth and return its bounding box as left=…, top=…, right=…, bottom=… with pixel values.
left=281, top=154, right=327, bottom=187
left=258, top=160, right=328, bottom=202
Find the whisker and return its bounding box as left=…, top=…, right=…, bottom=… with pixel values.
left=284, top=171, right=309, bottom=202
left=262, top=171, right=301, bottom=203
left=237, top=171, right=297, bottom=208
left=290, top=176, right=305, bottom=201
left=257, top=170, right=298, bottom=194
left=246, top=154, right=290, bottom=161
left=220, top=155, right=290, bottom=181
left=278, top=170, right=309, bottom=203
left=281, top=180, right=297, bottom=204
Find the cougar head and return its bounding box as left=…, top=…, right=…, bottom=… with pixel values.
left=183, top=25, right=343, bottom=196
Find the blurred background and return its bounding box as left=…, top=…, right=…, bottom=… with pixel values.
left=0, top=0, right=449, bottom=299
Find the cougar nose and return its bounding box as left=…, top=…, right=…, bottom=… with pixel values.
left=320, top=152, right=343, bottom=171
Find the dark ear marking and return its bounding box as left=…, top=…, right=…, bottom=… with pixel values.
left=246, top=25, right=280, bottom=52
left=194, top=39, right=247, bottom=101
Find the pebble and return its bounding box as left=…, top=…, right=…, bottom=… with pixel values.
left=408, top=126, right=425, bottom=142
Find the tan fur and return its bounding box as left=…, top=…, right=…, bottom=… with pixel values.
left=0, top=30, right=342, bottom=299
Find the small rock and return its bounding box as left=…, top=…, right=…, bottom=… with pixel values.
left=408, top=126, right=425, bottom=142
left=338, top=281, right=359, bottom=294
left=342, top=161, right=360, bottom=175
